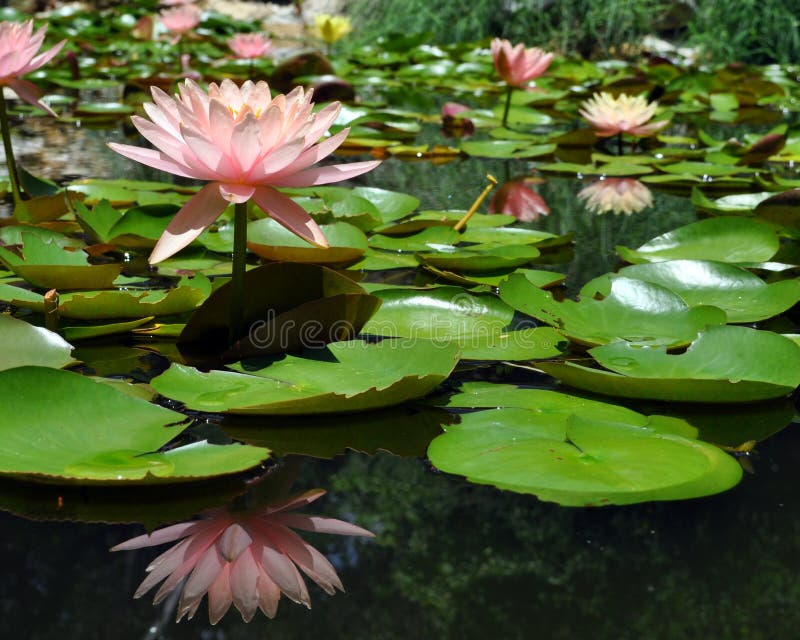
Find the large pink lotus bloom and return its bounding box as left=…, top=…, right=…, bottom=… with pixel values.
left=579, top=92, right=669, bottom=138
left=160, top=3, right=201, bottom=42
left=491, top=38, right=553, bottom=88
left=489, top=178, right=550, bottom=222
left=108, top=79, right=380, bottom=263
left=112, top=489, right=374, bottom=624
left=228, top=33, right=274, bottom=60
left=0, top=20, right=65, bottom=116
left=578, top=178, right=653, bottom=215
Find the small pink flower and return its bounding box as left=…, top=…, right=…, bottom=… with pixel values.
left=161, top=3, right=201, bottom=41
left=577, top=178, right=653, bottom=215
left=488, top=179, right=550, bottom=222
left=228, top=33, right=274, bottom=60
left=112, top=489, right=374, bottom=624
left=441, top=102, right=469, bottom=119
left=0, top=20, right=65, bottom=116
left=579, top=92, right=669, bottom=138
left=108, top=79, right=380, bottom=263
left=491, top=38, right=553, bottom=88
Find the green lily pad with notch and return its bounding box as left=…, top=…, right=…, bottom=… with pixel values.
left=179, top=263, right=380, bottom=357
left=604, top=260, right=800, bottom=323
left=427, top=407, right=741, bottom=506
left=62, top=316, right=155, bottom=342
left=369, top=226, right=459, bottom=252
left=459, top=226, right=572, bottom=249
left=57, top=275, right=211, bottom=319
left=222, top=404, right=453, bottom=459
left=538, top=325, right=800, bottom=403
left=359, top=286, right=564, bottom=360
left=151, top=339, right=460, bottom=415
left=314, top=192, right=382, bottom=230
left=690, top=188, right=771, bottom=215
left=351, top=186, right=420, bottom=222
left=107, top=203, right=182, bottom=248
left=247, top=219, right=367, bottom=264
left=460, top=140, right=555, bottom=159
left=374, top=210, right=514, bottom=235
left=0, top=225, right=83, bottom=249
left=616, top=217, right=780, bottom=264
left=348, top=249, right=420, bottom=270
left=500, top=272, right=726, bottom=347
left=417, top=243, right=541, bottom=272
left=0, top=315, right=77, bottom=370
left=0, top=366, right=269, bottom=484
left=424, top=265, right=565, bottom=289
left=658, top=161, right=757, bottom=177
left=0, top=232, right=122, bottom=290
left=536, top=161, right=654, bottom=177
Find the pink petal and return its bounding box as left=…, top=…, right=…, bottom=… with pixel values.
left=219, top=183, right=256, bottom=203
left=207, top=563, right=233, bottom=625
left=269, top=160, right=381, bottom=188
left=178, top=544, right=225, bottom=619
left=264, top=522, right=343, bottom=594
left=259, top=541, right=310, bottom=606
left=272, top=128, right=350, bottom=178
left=272, top=513, right=376, bottom=537
left=218, top=523, right=253, bottom=562
left=256, top=564, right=281, bottom=618
left=181, top=124, right=235, bottom=179
left=251, top=186, right=328, bottom=248
left=230, top=112, right=263, bottom=175
left=20, top=39, right=65, bottom=75
left=266, top=488, right=327, bottom=514
left=107, top=142, right=200, bottom=180
left=7, top=78, right=56, bottom=117
left=230, top=549, right=260, bottom=622
left=149, top=182, right=230, bottom=264
left=111, top=521, right=201, bottom=551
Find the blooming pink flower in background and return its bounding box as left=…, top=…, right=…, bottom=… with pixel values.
left=112, top=489, right=375, bottom=624
left=228, top=33, right=274, bottom=60
left=578, top=178, right=653, bottom=215
left=0, top=20, right=65, bottom=116
left=491, top=38, right=553, bottom=88
left=108, top=79, right=380, bottom=263
left=579, top=92, right=669, bottom=138
left=489, top=179, right=550, bottom=222
left=160, top=3, right=201, bottom=43
left=441, top=102, right=469, bottom=119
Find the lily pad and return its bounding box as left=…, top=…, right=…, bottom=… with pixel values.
left=500, top=273, right=726, bottom=347
left=0, top=367, right=269, bottom=484
left=151, top=339, right=460, bottom=415
left=605, top=260, right=800, bottom=322
left=417, top=243, right=541, bottom=272
left=427, top=407, right=741, bottom=506
left=247, top=219, right=368, bottom=264
left=616, top=217, right=780, bottom=264
left=0, top=315, right=77, bottom=371
left=539, top=325, right=800, bottom=402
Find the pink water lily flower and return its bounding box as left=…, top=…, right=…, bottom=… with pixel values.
left=228, top=33, right=274, bottom=60
left=108, top=79, right=379, bottom=263
left=160, top=3, right=201, bottom=42
left=491, top=38, right=553, bottom=88
left=579, top=92, right=669, bottom=138
left=0, top=20, right=65, bottom=116
left=112, top=489, right=375, bottom=624
left=578, top=178, right=653, bottom=215
left=489, top=178, right=550, bottom=222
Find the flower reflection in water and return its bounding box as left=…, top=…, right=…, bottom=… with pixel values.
left=112, top=488, right=374, bottom=624
left=577, top=178, right=653, bottom=215
left=489, top=178, right=550, bottom=222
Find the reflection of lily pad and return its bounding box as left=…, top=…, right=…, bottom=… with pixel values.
left=616, top=217, right=780, bottom=264
left=0, top=315, right=77, bottom=371
left=427, top=406, right=741, bottom=506
left=151, top=339, right=460, bottom=415
left=601, top=260, right=800, bottom=322
left=501, top=273, right=726, bottom=347
left=0, top=367, right=269, bottom=484
left=539, top=325, right=800, bottom=402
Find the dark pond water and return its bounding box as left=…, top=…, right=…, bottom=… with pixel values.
left=2, top=116, right=799, bottom=640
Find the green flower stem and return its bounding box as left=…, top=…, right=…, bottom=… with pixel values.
left=229, top=201, right=248, bottom=345
left=0, top=96, right=24, bottom=211
left=501, top=86, right=513, bottom=128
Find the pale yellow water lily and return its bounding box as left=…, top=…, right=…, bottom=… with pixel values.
left=579, top=92, right=669, bottom=138
left=578, top=178, right=653, bottom=215
left=312, top=14, right=352, bottom=44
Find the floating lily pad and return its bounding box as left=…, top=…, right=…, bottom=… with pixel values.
left=247, top=219, right=367, bottom=264
left=0, top=367, right=269, bottom=484
left=539, top=325, right=800, bottom=402
left=417, top=243, right=541, bottom=272
left=616, top=217, right=780, bottom=264
left=0, top=315, right=77, bottom=371
left=57, top=275, right=211, bottom=319
left=151, top=339, right=460, bottom=415
left=427, top=406, right=741, bottom=506
left=374, top=210, right=513, bottom=235
left=62, top=316, right=155, bottom=342
left=500, top=272, right=726, bottom=347
left=604, top=260, right=800, bottom=322
left=754, top=188, right=800, bottom=231
left=460, top=140, right=556, bottom=159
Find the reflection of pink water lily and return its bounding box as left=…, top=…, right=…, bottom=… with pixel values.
left=160, top=4, right=201, bottom=43
left=579, top=92, right=668, bottom=138
left=0, top=20, right=65, bottom=116
left=489, top=179, right=550, bottom=222
left=578, top=178, right=653, bottom=215
left=228, top=33, right=274, bottom=60
left=112, top=489, right=374, bottom=624
left=108, top=79, right=379, bottom=263
left=441, top=102, right=474, bottom=135
left=490, top=38, right=553, bottom=88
